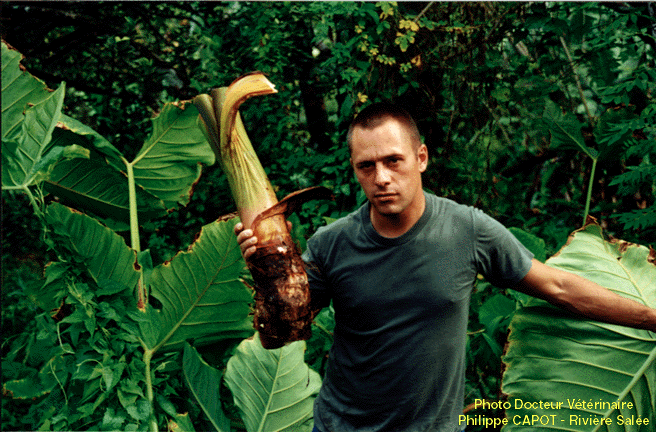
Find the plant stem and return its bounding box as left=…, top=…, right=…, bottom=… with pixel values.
left=413, top=1, right=434, bottom=23
left=143, top=349, right=159, bottom=432
left=583, top=157, right=598, bottom=226
left=126, top=160, right=148, bottom=310
left=127, top=161, right=155, bottom=430
left=126, top=162, right=141, bottom=253
left=560, top=36, right=594, bottom=126
left=20, top=185, right=43, bottom=217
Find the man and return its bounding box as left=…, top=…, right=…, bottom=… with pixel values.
left=235, top=102, right=656, bottom=432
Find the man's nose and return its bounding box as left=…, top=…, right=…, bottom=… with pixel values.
left=374, top=165, right=391, bottom=186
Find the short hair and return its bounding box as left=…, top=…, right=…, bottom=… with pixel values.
left=346, top=102, right=422, bottom=153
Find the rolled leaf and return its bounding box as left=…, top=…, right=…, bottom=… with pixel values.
left=195, top=74, right=278, bottom=228
left=194, top=74, right=333, bottom=349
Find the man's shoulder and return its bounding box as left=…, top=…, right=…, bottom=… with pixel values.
left=312, top=205, right=364, bottom=242
left=426, top=193, right=476, bottom=220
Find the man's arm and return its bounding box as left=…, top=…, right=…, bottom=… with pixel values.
left=514, top=259, right=656, bottom=332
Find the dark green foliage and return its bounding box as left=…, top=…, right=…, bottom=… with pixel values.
left=3, top=2, right=654, bottom=431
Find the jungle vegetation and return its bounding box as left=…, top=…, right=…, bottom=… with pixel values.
left=2, top=2, right=654, bottom=431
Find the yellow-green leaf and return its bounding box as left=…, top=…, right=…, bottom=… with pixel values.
left=501, top=222, right=656, bottom=432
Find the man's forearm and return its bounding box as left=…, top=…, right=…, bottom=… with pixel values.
left=517, top=260, right=656, bottom=333
left=553, top=271, right=656, bottom=332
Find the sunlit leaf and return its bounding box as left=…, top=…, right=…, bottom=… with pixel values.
left=167, top=412, right=197, bottom=432
left=502, top=222, right=656, bottom=431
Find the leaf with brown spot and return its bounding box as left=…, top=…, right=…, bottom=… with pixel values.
left=147, top=217, right=254, bottom=352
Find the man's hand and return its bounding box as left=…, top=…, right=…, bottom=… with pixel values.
left=234, top=220, right=293, bottom=261
left=234, top=222, right=258, bottom=260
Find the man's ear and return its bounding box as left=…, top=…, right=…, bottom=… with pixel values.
left=417, top=144, right=428, bottom=172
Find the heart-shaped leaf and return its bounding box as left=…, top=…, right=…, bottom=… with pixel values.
left=45, top=124, right=167, bottom=227
left=148, top=217, right=254, bottom=352
left=502, top=222, right=656, bottom=431
left=224, top=334, right=321, bottom=432
left=131, top=102, right=215, bottom=210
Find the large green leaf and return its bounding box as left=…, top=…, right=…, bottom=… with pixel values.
left=2, top=82, right=67, bottom=189
left=44, top=123, right=167, bottom=227
left=148, top=217, right=254, bottom=352
left=131, top=102, right=215, bottom=210
left=182, top=343, right=231, bottom=432
left=44, top=104, right=210, bottom=223
left=28, top=202, right=141, bottom=311
left=1, top=41, right=92, bottom=191
left=1, top=40, right=54, bottom=143
left=224, top=334, right=321, bottom=432
left=501, top=222, right=656, bottom=432
left=44, top=202, right=141, bottom=290
left=543, top=100, right=598, bottom=159
left=3, top=41, right=211, bottom=219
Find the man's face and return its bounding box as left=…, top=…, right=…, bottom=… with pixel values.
left=350, top=118, right=428, bottom=218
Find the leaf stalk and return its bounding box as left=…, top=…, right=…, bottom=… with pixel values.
left=583, top=157, right=598, bottom=226
left=143, top=349, right=158, bottom=432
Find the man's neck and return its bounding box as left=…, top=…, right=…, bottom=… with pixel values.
left=370, top=195, right=426, bottom=238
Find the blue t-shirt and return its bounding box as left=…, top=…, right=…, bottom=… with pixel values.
left=303, top=193, right=533, bottom=432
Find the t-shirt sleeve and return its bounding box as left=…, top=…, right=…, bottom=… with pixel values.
left=302, top=235, right=332, bottom=310
left=472, top=208, right=534, bottom=287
